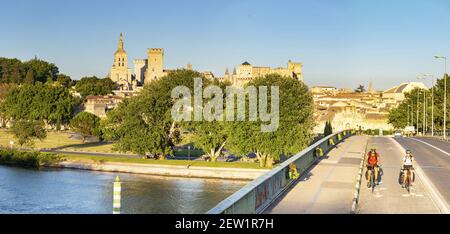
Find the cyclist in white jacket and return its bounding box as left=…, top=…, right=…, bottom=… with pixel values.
left=402, top=150, right=414, bottom=187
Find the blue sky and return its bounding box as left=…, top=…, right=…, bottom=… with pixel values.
left=1, top=0, right=450, bottom=90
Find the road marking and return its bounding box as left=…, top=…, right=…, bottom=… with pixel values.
left=410, top=138, right=450, bottom=156
left=391, top=138, right=450, bottom=214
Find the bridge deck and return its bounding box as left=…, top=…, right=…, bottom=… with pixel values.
left=265, top=135, right=367, bottom=214
left=357, top=137, right=440, bottom=213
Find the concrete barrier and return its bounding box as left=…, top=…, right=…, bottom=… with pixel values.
left=207, top=130, right=355, bottom=214
left=350, top=140, right=368, bottom=214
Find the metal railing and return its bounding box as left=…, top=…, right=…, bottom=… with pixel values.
left=207, top=130, right=354, bottom=214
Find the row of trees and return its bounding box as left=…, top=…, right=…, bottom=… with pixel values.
left=0, top=57, right=116, bottom=96
left=0, top=59, right=316, bottom=167
left=388, top=74, right=450, bottom=132
left=102, top=70, right=315, bottom=167
left=0, top=57, right=59, bottom=84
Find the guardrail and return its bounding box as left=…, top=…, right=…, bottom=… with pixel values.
left=207, top=130, right=355, bottom=214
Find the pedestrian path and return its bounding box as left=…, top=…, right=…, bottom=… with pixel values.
left=265, top=136, right=367, bottom=213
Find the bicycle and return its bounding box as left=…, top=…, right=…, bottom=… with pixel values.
left=366, top=166, right=379, bottom=192
left=400, top=167, right=414, bottom=193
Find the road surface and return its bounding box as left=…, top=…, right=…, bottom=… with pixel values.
left=394, top=136, right=450, bottom=212
left=357, top=137, right=440, bottom=213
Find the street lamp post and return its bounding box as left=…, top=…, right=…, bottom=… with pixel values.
left=432, top=76, right=435, bottom=136
left=435, top=55, right=447, bottom=139
left=407, top=104, right=410, bottom=126
left=421, top=74, right=435, bottom=136
left=423, top=90, right=426, bottom=135
left=417, top=89, right=420, bottom=134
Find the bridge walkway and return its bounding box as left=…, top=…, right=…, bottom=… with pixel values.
left=265, top=135, right=367, bottom=214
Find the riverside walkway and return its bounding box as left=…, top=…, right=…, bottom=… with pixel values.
left=265, top=135, right=368, bottom=214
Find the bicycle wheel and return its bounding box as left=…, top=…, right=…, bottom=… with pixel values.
left=371, top=169, right=375, bottom=192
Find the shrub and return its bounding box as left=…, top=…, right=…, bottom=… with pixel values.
left=0, top=149, right=61, bottom=168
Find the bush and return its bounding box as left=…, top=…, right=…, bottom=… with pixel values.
left=0, top=149, right=61, bottom=168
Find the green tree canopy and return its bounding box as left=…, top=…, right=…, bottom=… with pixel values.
left=10, top=119, right=47, bottom=147
left=0, top=57, right=59, bottom=84
left=75, top=76, right=117, bottom=98
left=0, top=83, right=74, bottom=127
left=226, top=74, right=315, bottom=167
left=104, top=69, right=208, bottom=157
left=70, top=112, right=101, bottom=142
left=187, top=79, right=231, bottom=162
left=24, top=58, right=59, bottom=83
left=56, top=74, right=74, bottom=88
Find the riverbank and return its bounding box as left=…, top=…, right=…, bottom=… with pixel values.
left=0, top=149, right=269, bottom=180
left=51, top=160, right=269, bottom=180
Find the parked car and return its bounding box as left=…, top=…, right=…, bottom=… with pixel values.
left=394, top=131, right=402, bottom=137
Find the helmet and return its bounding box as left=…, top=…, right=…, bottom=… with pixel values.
left=406, top=150, right=412, bottom=155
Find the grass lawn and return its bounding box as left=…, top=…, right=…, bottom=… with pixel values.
left=61, top=154, right=264, bottom=169
left=0, top=129, right=117, bottom=153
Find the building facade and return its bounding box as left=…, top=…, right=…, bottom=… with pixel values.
left=221, top=60, right=303, bottom=86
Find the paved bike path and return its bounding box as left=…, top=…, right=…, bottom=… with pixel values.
left=265, top=136, right=367, bottom=214
left=357, top=137, right=440, bottom=214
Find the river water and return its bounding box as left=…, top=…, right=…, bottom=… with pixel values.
left=0, top=165, right=246, bottom=214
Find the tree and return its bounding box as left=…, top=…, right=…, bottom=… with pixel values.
left=432, top=74, right=450, bottom=131
left=104, top=69, right=207, bottom=158
left=355, top=85, right=366, bottom=93
left=324, top=121, right=333, bottom=136
left=10, top=119, right=47, bottom=147
left=70, top=112, right=101, bottom=142
left=56, top=74, right=74, bottom=88
left=24, top=69, right=36, bottom=84
left=24, top=58, right=59, bottom=83
left=0, top=83, right=74, bottom=128
left=75, top=76, right=117, bottom=98
left=388, top=101, right=409, bottom=129
left=0, top=57, right=27, bottom=83
left=226, top=74, right=315, bottom=167
left=0, top=57, right=60, bottom=84
left=182, top=79, right=232, bottom=162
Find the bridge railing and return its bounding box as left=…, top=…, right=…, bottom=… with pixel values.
left=207, top=130, right=355, bottom=214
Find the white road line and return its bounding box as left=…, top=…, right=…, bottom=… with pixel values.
left=410, top=138, right=450, bottom=156
left=391, top=137, right=450, bottom=214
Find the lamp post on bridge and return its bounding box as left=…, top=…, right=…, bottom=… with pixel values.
left=421, top=74, right=436, bottom=136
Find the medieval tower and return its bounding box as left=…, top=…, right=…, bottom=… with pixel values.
left=145, top=48, right=164, bottom=84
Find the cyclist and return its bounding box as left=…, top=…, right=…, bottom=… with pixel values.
left=366, top=148, right=380, bottom=187
left=401, top=150, right=414, bottom=188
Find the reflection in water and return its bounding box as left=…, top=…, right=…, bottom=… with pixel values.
left=0, top=165, right=246, bottom=214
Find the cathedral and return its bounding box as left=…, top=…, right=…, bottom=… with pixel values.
left=108, top=33, right=167, bottom=90
left=109, top=33, right=134, bottom=90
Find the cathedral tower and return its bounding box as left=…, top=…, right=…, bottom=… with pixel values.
left=109, top=33, right=131, bottom=88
